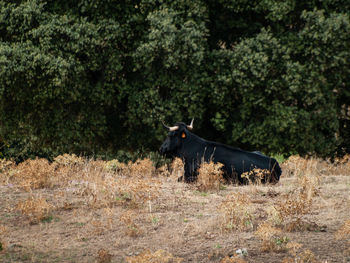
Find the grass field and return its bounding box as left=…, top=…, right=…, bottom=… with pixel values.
left=0, top=155, right=349, bottom=263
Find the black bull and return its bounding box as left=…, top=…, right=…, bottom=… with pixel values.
left=159, top=121, right=282, bottom=184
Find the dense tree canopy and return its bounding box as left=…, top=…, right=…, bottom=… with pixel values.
left=0, top=0, right=349, bottom=161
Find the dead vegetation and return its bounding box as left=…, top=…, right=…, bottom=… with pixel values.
left=218, top=193, right=254, bottom=232
left=16, top=195, right=53, bottom=224
left=255, top=223, right=289, bottom=252
left=196, top=161, right=224, bottom=192
left=0, top=224, right=8, bottom=252
left=126, top=249, right=183, bottom=263
left=0, top=154, right=349, bottom=262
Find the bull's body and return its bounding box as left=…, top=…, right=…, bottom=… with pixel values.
left=160, top=121, right=281, bottom=183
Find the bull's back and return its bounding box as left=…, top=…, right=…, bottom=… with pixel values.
left=207, top=144, right=278, bottom=175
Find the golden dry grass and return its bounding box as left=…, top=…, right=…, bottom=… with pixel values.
left=196, top=162, right=224, bottom=192
left=16, top=195, right=53, bottom=224
left=126, top=249, right=183, bottom=263
left=0, top=224, right=8, bottom=252
left=0, top=155, right=349, bottom=262
left=218, top=192, right=254, bottom=231
left=255, top=223, right=289, bottom=252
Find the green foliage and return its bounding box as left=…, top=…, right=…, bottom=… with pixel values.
left=0, top=0, right=349, bottom=160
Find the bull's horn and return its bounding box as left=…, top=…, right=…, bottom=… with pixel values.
left=187, top=118, right=194, bottom=130
left=162, top=121, right=179, bottom=131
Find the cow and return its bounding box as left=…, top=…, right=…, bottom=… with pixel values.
left=159, top=119, right=282, bottom=184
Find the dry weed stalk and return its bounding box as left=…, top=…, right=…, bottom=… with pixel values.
left=282, top=154, right=350, bottom=177
left=197, top=162, right=224, bottom=191
left=126, top=249, right=183, bottom=263
left=71, top=164, right=118, bottom=208
left=0, top=159, right=15, bottom=185
left=282, top=156, right=323, bottom=177
left=16, top=196, right=53, bottom=224
left=120, top=210, right=142, bottom=237
left=298, top=172, right=320, bottom=200
left=273, top=170, right=319, bottom=231
left=0, top=224, right=8, bottom=252
left=218, top=193, right=254, bottom=231
left=170, top=158, right=184, bottom=179
left=96, top=248, right=112, bottom=263
left=67, top=158, right=159, bottom=209
left=14, top=158, right=55, bottom=191
left=335, top=219, right=350, bottom=255
left=335, top=219, right=350, bottom=240
left=116, top=177, right=160, bottom=210
left=274, top=192, right=312, bottom=231
left=255, top=223, right=289, bottom=252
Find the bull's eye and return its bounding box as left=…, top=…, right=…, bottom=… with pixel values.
left=181, top=132, right=186, bottom=139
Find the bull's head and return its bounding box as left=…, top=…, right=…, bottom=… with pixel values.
left=159, top=119, right=194, bottom=157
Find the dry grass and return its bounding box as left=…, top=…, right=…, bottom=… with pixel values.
left=255, top=223, right=289, bottom=252
left=0, top=154, right=349, bottom=262
left=281, top=249, right=321, bottom=263
left=16, top=195, right=53, bottom=224
left=335, top=219, right=350, bottom=240
left=126, top=249, right=183, bottom=263
left=335, top=219, right=350, bottom=256
left=272, top=168, right=320, bottom=231
left=0, top=159, right=15, bottom=185
left=241, top=168, right=271, bottom=184
left=282, top=154, right=350, bottom=177
left=120, top=210, right=143, bottom=237
left=128, top=158, right=155, bottom=178
left=196, top=162, right=224, bottom=191
left=218, top=193, right=254, bottom=231
left=14, top=158, right=55, bottom=191
left=96, top=248, right=112, bottom=263
left=0, top=224, right=8, bottom=252
left=220, top=256, right=248, bottom=263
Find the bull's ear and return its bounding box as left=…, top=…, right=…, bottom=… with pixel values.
left=181, top=132, right=186, bottom=139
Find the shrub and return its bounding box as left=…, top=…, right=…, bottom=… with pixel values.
left=274, top=192, right=312, bottom=231
left=170, top=158, right=184, bottom=180
left=14, top=158, right=55, bottom=191
left=16, top=196, right=53, bottom=224
left=128, top=158, right=155, bottom=178
left=273, top=170, right=319, bottom=231
left=241, top=168, right=271, bottom=184
left=196, top=162, right=224, bottom=191
left=255, top=223, right=289, bottom=252
left=104, top=159, right=127, bottom=174
left=53, top=154, right=85, bottom=168
left=282, top=248, right=321, bottom=263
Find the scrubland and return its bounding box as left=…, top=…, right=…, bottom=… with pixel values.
left=0, top=154, right=350, bottom=263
